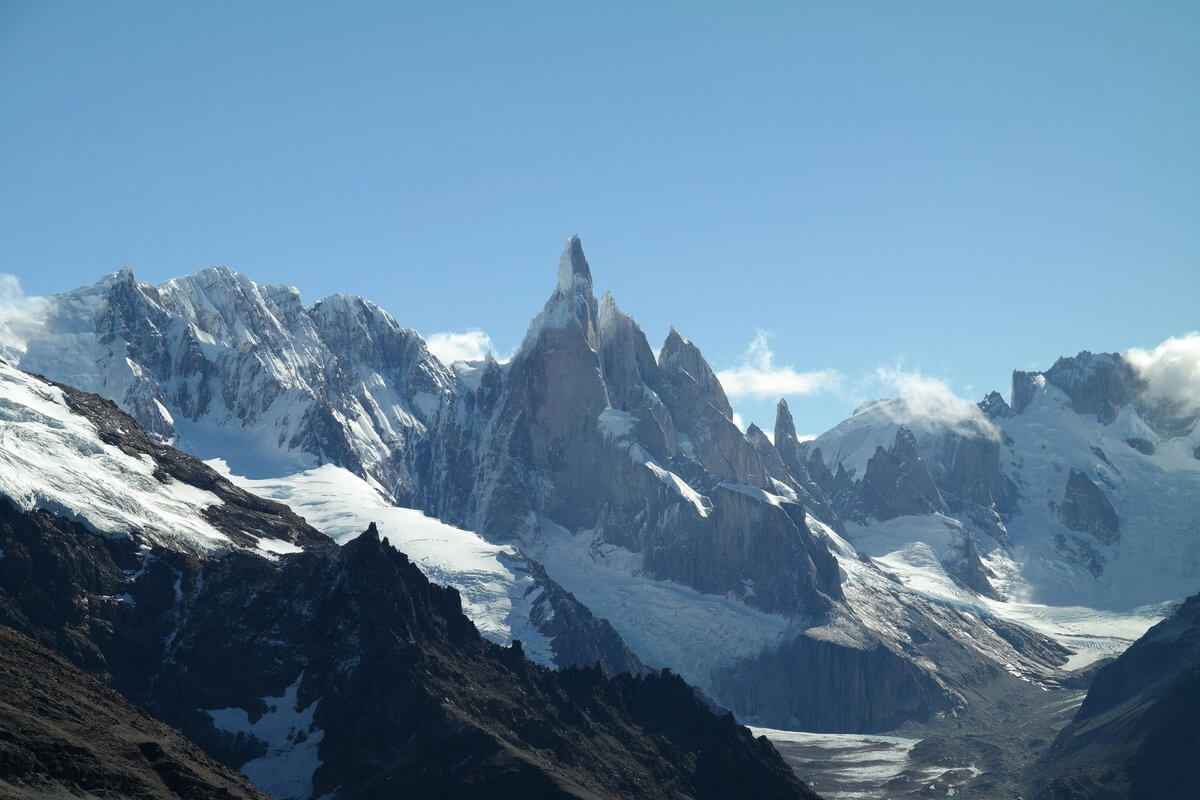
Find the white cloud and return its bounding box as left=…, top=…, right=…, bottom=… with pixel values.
left=873, top=365, right=998, bottom=440
left=1125, top=332, right=1200, bottom=416
left=732, top=411, right=746, bottom=431
left=425, top=329, right=495, bottom=364
left=0, top=274, right=46, bottom=360
left=716, top=331, right=843, bottom=400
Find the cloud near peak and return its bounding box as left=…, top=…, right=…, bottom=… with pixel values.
left=716, top=331, right=843, bottom=400
left=872, top=365, right=998, bottom=440
left=1125, top=332, right=1200, bottom=416
left=0, top=274, right=47, bottom=360
left=425, top=329, right=496, bottom=364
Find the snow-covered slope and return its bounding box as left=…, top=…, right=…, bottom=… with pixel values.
left=0, top=359, right=319, bottom=556
left=809, top=352, right=1200, bottom=614
left=0, top=360, right=226, bottom=551
left=1001, top=379, right=1200, bottom=608
left=17, top=266, right=455, bottom=502
left=220, top=463, right=557, bottom=665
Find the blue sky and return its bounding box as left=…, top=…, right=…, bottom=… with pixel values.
left=1, top=1, right=1197, bottom=435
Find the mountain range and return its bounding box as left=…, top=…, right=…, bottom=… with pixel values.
left=2, top=236, right=1198, bottom=798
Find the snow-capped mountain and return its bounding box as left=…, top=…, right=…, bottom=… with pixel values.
left=18, top=264, right=456, bottom=501
left=0, top=362, right=816, bottom=800
left=808, top=350, right=1200, bottom=611
left=9, top=237, right=1195, bottom=755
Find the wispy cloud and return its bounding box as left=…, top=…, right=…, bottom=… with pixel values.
left=1126, top=332, right=1200, bottom=416
left=872, top=364, right=998, bottom=439
left=0, top=274, right=46, bottom=360
left=716, top=330, right=843, bottom=400
left=425, top=329, right=496, bottom=364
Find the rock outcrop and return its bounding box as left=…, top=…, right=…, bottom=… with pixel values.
left=1011, top=351, right=1142, bottom=420
left=0, top=624, right=271, bottom=800
left=1057, top=469, right=1119, bottom=545
left=861, top=427, right=948, bottom=520
left=1032, top=593, right=1200, bottom=800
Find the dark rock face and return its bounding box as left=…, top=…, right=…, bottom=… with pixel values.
left=710, top=631, right=955, bottom=733
left=930, top=431, right=1018, bottom=519
left=805, top=448, right=864, bottom=524
left=0, top=624, right=271, bottom=800
left=978, top=390, right=1013, bottom=420
left=861, top=427, right=948, bottom=521
left=770, top=399, right=844, bottom=531
left=1032, top=594, right=1200, bottom=800
left=1006, top=347, right=1200, bottom=437
left=1057, top=470, right=1119, bottom=545
left=0, top=502, right=816, bottom=800
left=711, top=588, right=1072, bottom=733
left=1052, top=533, right=1107, bottom=579
left=773, top=398, right=802, bottom=467
left=657, top=328, right=769, bottom=487
left=1124, top=437, right=1155, bottom=455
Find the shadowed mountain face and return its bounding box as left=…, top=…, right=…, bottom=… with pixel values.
left=1031, top=593, right=1200, bottom=800
left=0, top=364, right=818, bottom=800
left=0, top=624, right=272, bottom=800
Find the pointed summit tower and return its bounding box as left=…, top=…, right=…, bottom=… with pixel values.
left=557, top=234, right=593, bottom=293
left=774, top=397, right=801, bottom=468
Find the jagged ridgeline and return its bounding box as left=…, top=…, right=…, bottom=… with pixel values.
left=0, top=364, right=815, bottom=799
left=12, top=237, right=1068, bottom=736
left=6, top=236, right=1200, bottom=798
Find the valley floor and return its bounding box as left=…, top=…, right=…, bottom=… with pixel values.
left=759, top=688, right=1086, bottom=799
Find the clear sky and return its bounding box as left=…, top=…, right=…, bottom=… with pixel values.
left=2, top=1, right=1197, bottom=436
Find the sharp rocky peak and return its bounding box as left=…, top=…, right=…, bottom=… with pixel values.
left=978, top=390, right=1013, bottom=420
left=658, top=326, right=733, bottom=420
left=556, top=234, right=593, bottom=294
left=775, top=397, right=798, bottom=443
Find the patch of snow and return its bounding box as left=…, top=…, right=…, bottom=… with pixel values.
left=598, top=408, right=712, bottom=517
left=719, top=481, right=788, bottom=507
left=597, top=408, right=636, bottom=439
left=205, top=674, right=323, bottom=800
left=256, top=537, right=304, bottom=556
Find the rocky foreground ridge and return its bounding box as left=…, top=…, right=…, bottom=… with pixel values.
left=0, top=362, right=817, bottom=800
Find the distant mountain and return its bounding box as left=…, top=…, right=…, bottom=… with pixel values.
left=1031, top=592, right=1200, bottom=799
left=809, top=349, right=1200, bottom=611
left=0, top=360, right=816, bottom=800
